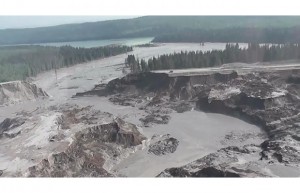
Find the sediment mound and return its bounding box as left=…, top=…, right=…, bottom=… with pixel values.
left=148, top=134, right=179, bottom=156
left=0, top=102, right=146, bottom=177
left=26, top=117, right=146, bottom=177
left=157, top=145, right=264, bottom=177
left=0, top=81, right=48, bottom=106
left=0, top=117, right=25, bottom=138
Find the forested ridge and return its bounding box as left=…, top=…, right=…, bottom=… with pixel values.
left=0, top=45, right=132, bottom=82
left=2, top=16, right=300, bottom=45
left=125, top=43, right=300, bottom=72
left=153, top=27, right=300, bottom=44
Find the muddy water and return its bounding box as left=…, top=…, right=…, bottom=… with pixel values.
left=113, top=111, right=264, bottom=177
left=69, top=96, right=265, bottom=177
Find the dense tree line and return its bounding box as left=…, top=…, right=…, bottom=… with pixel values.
left=0, top=45, right=132, bottom=82
left=125, top=43, right=300, bottom=72
left=59, top=45, right=132, bottom=67
left=153, top=27, right=300, bottom=44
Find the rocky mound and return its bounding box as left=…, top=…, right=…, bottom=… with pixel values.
left=157, top=145, right=264, bottom=177
left=0, top=117, right=25, bottom=138
left=0, top=81, right=48, bottom=106
left=140, top=114, right=170, bottom=127
left=0, top=103, right=146, bottom=177
left=26, top=117, right=146, bottom=177
left=148, top=134, right=179, bottom=156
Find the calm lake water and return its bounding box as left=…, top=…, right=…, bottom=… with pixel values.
left=30, top=37, right=154, bottom=48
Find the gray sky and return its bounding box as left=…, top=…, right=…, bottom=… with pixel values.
left=0, top=16, right=138, bottom=29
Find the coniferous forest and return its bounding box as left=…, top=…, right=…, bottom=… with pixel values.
left=0, top=45, right=132, bottom=82
left=125, top=43, right=300, bottom=72
left=2, top=16, right=300, bottom=45
left=152, top=27, right=300, bottom=44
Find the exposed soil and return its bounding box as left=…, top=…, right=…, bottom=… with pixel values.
left=0, top=81, right=48, bottom=106
left=0, top=103, right=146, bottom=177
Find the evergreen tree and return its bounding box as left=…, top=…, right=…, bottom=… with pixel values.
left=125, top=43, right=300, bottom=73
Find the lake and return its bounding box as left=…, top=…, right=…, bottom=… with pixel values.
left=9, top=37, right=154, bottom=48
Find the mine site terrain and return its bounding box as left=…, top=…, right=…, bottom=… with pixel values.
left=1, top=42, right=300, bottom=177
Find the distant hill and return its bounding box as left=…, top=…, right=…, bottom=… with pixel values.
left=1, top=16, right=300, bottom=45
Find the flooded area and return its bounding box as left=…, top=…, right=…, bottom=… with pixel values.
left=0, top=43, right=268, bottom=176
left=0, top=37, right=155, bottom=48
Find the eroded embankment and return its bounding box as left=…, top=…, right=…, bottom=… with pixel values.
left=0, top=81, right=48, bottom=106
left=77, top=70, right=300, bottom=177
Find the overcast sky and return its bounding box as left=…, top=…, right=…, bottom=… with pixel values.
left=0, top=16, right=139, bottom=29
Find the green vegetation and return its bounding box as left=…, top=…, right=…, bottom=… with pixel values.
left=0, top=45, right=132, bottom=82
left=152, top=27, right=300, bottom=44
left=2, top=16, right=300, bottom=45
left=125, top=43, right=300, bottom=72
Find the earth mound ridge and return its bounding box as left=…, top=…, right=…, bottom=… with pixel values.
left=0, top=81, right=48, bottom=106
